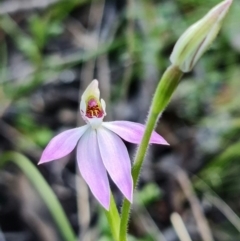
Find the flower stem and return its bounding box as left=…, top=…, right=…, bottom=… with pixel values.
left=119, top=65, right=183, bottom=241
left=104, top=193, right=120, bottom=241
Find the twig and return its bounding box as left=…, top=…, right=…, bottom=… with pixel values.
left=170, top=212, right=193, bottom=241
left=175, top=169, right=214, bottom=241
left=205, top=193, right=240, bottom=233
left=75, top=171, right=91, bottom=240
left=132, top=203, right=167, bottom=241
left=96, top=55, right=111, bottom=120
left=119, top=0, right=135, bottom=101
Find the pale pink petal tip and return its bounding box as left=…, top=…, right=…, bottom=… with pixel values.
left=123, top=178, right=133, bottom=203
left=38, top=126, right=88, bottom=165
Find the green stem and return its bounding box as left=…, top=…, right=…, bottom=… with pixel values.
left=119, top=65, right=183, bottom=241
left=0, top=152, right=76, bottom=241
left=104, top=193, right=120, bottom=241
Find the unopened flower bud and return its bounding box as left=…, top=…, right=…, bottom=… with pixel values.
left=170, top=0, right=233, bottom=73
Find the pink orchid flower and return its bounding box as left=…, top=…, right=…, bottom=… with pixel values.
left=39, top=80, right=169, bottom=210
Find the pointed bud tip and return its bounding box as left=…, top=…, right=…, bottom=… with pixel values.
left=210, top=0, right=232, bottom=18
left=218, top=0, right=233, bottom=12
left=225, top=0, right=233, bottom=6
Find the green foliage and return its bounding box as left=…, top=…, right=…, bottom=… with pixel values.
left=15, top=114, right=53, bottom=147
left=28, top=15, right=63, bottom=50
left=0, top=152, right=76, bottom=241
left=0, top=0, right=239, bottom=240
left=0, top=42, right=7, bottom=83
left=137, top=183, right=162, bottom=206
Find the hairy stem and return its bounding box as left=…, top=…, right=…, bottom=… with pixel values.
left=119, top=65, right=183, bottom=241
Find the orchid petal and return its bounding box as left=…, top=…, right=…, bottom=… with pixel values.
left=102, top=121, right=169, bottom=145
left=77, top=128, right=110, bottom=210
left=80, top=98, right=87, bottom=119
left=82, top=79, right=100, bottom=101
left=97, top=127, right=133, bottom=202
left=100, top=98, right=106, bottom=115
left=39, top=125, right=88, bottom=164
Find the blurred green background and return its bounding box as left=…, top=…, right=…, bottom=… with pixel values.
left=0, top=0, right=240, bottom=240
